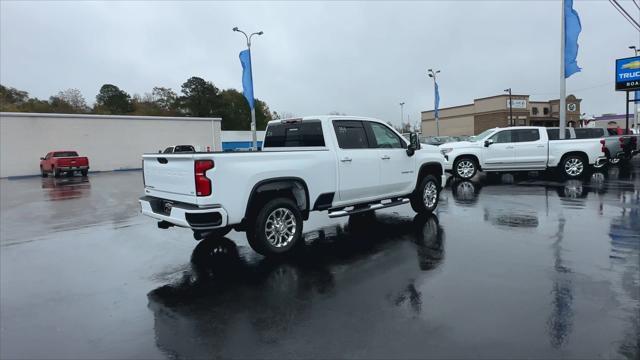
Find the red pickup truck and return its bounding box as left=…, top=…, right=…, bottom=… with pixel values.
left=40, top=151, right=90, bottom=177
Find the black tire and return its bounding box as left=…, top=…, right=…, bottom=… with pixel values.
left=410, top=174, right=440, bottom=214
left=205, top=226, right=232, bottom=239
left=41, top=167, right=48, bottom=178
left=53, top=168, right=61, bottom=178
left=560, top=154, right=586, bottom=179
left=453, top=157, right=477, bottom=180
left=246, top=197, right=303, bottom=256
left=81, top=169, right=88, bottom=177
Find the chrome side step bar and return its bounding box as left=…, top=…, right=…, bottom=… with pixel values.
left=328, top=198, right=409, bottom=218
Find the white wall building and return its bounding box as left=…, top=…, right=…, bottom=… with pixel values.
left=0, top=112, right=222, bottom=178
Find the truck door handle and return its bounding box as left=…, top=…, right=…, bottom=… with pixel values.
left=341, top=157, right=352, bottom=162
left=506, top=146, right=514, bottom=149
left=381, top=155, right=391, bottom=160
left=536, top=145, right=545, bottom=148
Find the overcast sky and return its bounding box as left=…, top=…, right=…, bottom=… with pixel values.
left=1, top=0, right=638, bottom=126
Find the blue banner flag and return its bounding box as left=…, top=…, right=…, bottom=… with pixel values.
left=564, top=0, right=582, bottom=78
left=434, top=82, right=440, bottom=119
left=239, top=49, right=254, bottom=110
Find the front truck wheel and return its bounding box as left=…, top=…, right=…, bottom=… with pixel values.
left=246, top=197, right=303, bottom=256
left=410, top=174, right=440, bottom=214
left=560, top=154, right=586, bottom=179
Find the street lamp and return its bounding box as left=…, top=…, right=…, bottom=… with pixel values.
left=504, top=88, right=513, bottom=126
left=399, top=102, right=405, bottom=129
left=632, top=46, right=639, bottom=130
left=427, top=69, right=441, bottom=136
left=233, top=27, right=264, bottom=150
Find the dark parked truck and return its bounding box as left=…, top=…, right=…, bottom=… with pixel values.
left=40, top=151, right=89, bottom=177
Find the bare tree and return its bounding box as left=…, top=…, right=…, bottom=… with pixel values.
left=56, top=89, right=89, bottom=113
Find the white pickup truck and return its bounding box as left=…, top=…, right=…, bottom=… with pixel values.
left=140, top=116, right=447, bottom=256
left=439, top=126, right=607, bottom=179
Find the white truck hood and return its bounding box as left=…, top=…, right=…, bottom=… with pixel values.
left=439, top=141, right=482, bottom=149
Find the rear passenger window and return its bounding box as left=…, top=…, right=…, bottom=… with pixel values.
left=333, top=121, right=370, bottom=149
left=264, top=121, right=325, bottom=147
left=546, top=129, right=571, bottom=140
left=574, top=128, right=604, bottom=139
left=514, top=129, right=540, bottom=142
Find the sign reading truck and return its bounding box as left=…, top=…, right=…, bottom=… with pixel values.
left=616, top=56, right=640, bottom=91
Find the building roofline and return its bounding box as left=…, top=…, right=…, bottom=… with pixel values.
left=0, top=112, right=222, bottom=122
left=473, top=94, right=528, bottom=101
left=421, top=103, right=474, bottom=114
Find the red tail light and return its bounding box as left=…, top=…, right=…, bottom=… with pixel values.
left=619, top=137, right=625, bottom=149
left=194, top=160, right=214, bottom=196
left=600, top=139, right=606, bottom=153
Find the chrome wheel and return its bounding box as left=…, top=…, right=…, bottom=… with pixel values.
left=609, top=157, right=620, bottom=165
left=264, top=208, right=297, bottom=248
left=423, top=180, right=438, bottom=208
left=456, top=160, right=475, bottom=178
left=564, top=157, right=584, bottom=177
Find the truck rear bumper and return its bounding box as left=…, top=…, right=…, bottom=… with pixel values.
left=57, top=166, right=89, bottom=171
left=139, top=196, right=228, bottom=230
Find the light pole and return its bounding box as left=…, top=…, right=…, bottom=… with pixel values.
left=399, top=102, right=405, bottom=130
left=428, top=69, right=441, bottom=136
left=631, top=46, right=639, bottom=130
left=233, top=27, right=263, bottom=150
left=504, top=88, right=513, bottom=126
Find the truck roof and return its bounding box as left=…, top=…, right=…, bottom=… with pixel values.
left=267, top=115, right=389, bottom=126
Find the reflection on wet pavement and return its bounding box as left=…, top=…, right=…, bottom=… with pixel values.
left=0, top=161, right=638, bottom=359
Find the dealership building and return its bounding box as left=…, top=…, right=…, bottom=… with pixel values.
left=421, top=94, right=583, bottom=136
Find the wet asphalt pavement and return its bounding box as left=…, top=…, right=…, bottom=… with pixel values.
left=1, top=162, right=639, bottom=359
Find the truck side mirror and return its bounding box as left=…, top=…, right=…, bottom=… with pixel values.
left=484, top=139, right=494, bottom=147
left=407, top=132, right=421, bottom=156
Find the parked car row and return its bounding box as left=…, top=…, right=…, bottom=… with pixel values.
left=438, top=126, right=607, bottom=179
left=138, top=118, right=634, bottom=258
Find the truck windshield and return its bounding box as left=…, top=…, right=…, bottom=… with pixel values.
left=173, top=145, right=195, bottom=153
left=264, top=121, right=325, bottom=147
left=53, top=152, right=78, bottom=157
left=469, top=129, right=495, bottom=142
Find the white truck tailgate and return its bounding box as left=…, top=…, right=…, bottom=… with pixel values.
left=142, top=154, right=197, bottom=203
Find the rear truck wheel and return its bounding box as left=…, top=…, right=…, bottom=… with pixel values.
left=193, top=226, right=232, bottom=241
left=40, top=167, right=47, bottom=177
left=53, top=168, right=61, bottom=178
left=410, top=174, right=440, bottom=214
left=81, top=169, right=88, bottom=177
left=561, top=154, right=586, bottom=179
left=246, top=197, right=303, bottom=256
left=453, top=157, right=477, bottom=180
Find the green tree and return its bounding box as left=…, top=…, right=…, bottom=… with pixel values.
left=19, top=98, right=53, bottom=113
left=152, top=87, right=178, bottom=113
left=179, top=77, right=220, bottom=117
left=0, top=84, right=29, bottom=111
left=48, top=96, right=75, bottom=113
left=254, top=99, right=272, bottom=130
left=95, top=84, right=132, bottom=114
